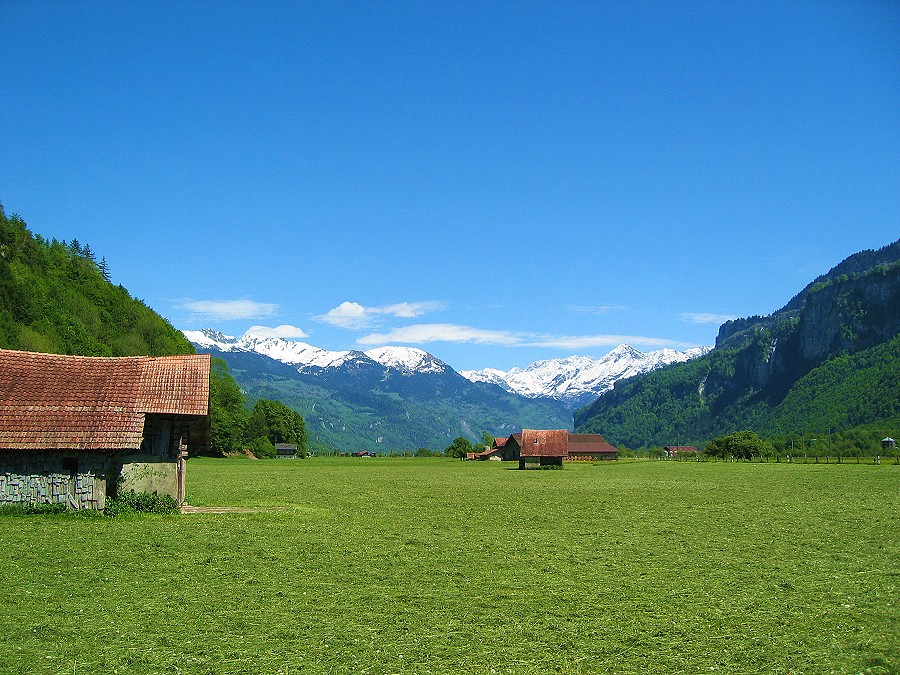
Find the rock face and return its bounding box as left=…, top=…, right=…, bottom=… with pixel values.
left=713, top=262, right=900, bottom=397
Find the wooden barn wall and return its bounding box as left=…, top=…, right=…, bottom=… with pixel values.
left=0, top=450, right=110, bottom=510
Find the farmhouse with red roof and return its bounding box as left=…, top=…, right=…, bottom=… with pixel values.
left=0, top=348, right=210, bottom=510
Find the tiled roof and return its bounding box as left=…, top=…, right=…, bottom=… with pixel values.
left=0, top=349, right=210, bottom=451
left=568, top=433, right=618, bottom=454
left=520, top=429, right=569, bottom=457
left=474, top=447, right=501, bottom=457
left=492, top=437, right=508, bottom=448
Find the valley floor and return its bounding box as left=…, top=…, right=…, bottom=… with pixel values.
left=1, top=458, right=897, bottom=674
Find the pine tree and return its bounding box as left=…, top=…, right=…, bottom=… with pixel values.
left=98, top=256, right=111, bottom=282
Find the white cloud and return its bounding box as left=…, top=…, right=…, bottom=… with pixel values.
left=314, top=300, right=446, bottom=329
left=357, top=323, right=521, bottom=346
left=316, top=301, right=370, bottom=329
left=567, top=304, right=628, bottom=315
left=179, top=299, right=278, bottom=321
left=526, top=334, right=678, bottom=349
left=380, top=301, right=446, bottom=318
left=679, top=312, right=738, bottom=325
left=357, top=323, right=686, bottom=351
left=244, top=324, right=309, bottom=339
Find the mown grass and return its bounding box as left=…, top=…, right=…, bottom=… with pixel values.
left=0, top=458, right=897, bottom=674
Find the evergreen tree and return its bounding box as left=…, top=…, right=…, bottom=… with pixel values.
left=98, top=256, right=111, bottom=282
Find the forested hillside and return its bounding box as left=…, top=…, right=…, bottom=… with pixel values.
left=575, top=241, right=900, bottom=448
left=0, top=205, right=193, bottom=356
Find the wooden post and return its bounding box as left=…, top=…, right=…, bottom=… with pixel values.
left=177, top=442, right=187, bottom=505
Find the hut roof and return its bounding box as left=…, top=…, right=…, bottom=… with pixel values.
left=568, top=433, right=618, bottom=454
left=520, top=429, right=569, bottom=457
left=0, top=349, right=210, bottom=451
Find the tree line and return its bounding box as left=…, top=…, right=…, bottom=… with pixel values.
left=208, top=358, right=307, bottom=458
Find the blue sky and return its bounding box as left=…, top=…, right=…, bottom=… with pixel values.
left=2, top=1, right=898, bottom=371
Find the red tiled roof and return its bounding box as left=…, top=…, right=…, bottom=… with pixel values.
left=475, top=447, right=501, bottom=457
left=568, top=433, right=618, bottom=454
left=492, top=437, right=508, bottom=448
left=520, top=429, right=569, bottom=457
left=0, top=349, right=210, bottom=451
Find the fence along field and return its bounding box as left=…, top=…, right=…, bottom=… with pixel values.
left=0, top=458, right=896, bottom=674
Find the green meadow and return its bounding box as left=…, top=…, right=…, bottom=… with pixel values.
left=1, top=458, right=897, bottom=674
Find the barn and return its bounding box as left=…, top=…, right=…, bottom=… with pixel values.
left=567, top=434, right=619, bottom=461
left=503, top=429, right=569, bottom=469
left=0, top=349, right=210, bottom=510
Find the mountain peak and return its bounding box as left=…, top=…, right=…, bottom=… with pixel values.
left=364, top=346, right=447, bottom=374
left=607, top=343, right=643, bottom=358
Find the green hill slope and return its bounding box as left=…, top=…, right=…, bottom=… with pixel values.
left=575, top=241, right=900, bottom=447
left=0, top=205, right=193, bottom=356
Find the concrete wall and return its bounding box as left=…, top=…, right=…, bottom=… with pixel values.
left=0, top=450, right=109, bottom=510
left=116, top=454, right=179, bottom=500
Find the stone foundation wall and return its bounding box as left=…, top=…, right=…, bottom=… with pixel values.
left=0, top=451, right=110, bottom=510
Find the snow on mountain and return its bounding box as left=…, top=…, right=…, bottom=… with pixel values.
left=182, top=328, right=356, bottom=369
left=183, top=328, right=708, bottom=407
left=461, top=343, right=711, bottom=407
left=363, top=346, right=448, bottom=374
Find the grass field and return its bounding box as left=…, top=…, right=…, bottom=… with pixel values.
left=1, top=458, right=897, bottom=674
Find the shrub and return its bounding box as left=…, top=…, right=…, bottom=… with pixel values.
left=0, top=502, right=68, bottom=516
left=104, top=490, right=180, bottom=517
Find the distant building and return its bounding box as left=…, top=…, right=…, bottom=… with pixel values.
left=465, top=437, right=509, bottom=461
left=882, top=437, right=896, bottom=450
left=275, top=443, right=298, bottom=459
left=0, top=349, right=210, bottom=510
left=664, top=445, right=700, bottom=458
left=567, top=434, right=619, bottom=461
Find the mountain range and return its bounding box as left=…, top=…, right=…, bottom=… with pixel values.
left=184, top=329, right=706, bottom=451
left=461, top=344, right=710, bottom=408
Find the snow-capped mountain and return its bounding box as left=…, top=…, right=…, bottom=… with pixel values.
left=460, top=344, right=711, bottom=408
left=182, top=329, right=448, bottom=375
left=184, top=329, right=709, bottom=411
left=181, top=328, right=570, bottom=452
left=363, top=345, right=447, bottom=375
